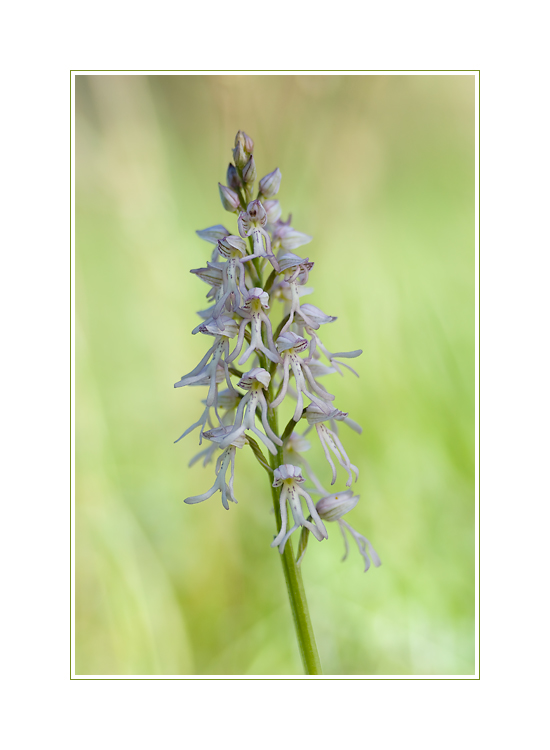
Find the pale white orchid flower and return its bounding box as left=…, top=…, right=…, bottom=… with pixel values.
left=271, top=332, right=335, bottom=421
left=271, top=464, right=328, bottom=553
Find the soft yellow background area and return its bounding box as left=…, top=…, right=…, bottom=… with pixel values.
left=75, top=74, right=475, bottom=676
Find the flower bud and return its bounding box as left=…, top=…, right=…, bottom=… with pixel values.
left=242, top=155, right=257, bottom=185
left=233, top=141, right=248, bottom=169
left=226, top=163, right=241, bottom=191
left=235, top=130, right=254, bottom=153
left=243, top=132, right=254, bottom=153
left=259, top=167, right=282, bottom=198
left=218, top=183, right=241, bottom=212
left=315, top=490, right=359, bottom=522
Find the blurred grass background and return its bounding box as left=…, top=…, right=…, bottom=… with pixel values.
left=75, top=74, right=475, bottom=675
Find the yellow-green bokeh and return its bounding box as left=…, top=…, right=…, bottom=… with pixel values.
left=76, top=74, right=475, bottom=675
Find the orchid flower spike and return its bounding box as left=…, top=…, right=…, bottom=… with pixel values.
left=175, top=130, right=379, bottom=580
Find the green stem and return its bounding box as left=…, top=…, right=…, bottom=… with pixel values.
left=267, top=403, right=322, bottom=675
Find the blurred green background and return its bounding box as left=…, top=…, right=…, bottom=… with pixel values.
left=75, top=74, right=475, bottom=676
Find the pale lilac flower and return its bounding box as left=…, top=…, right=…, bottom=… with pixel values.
left=271, top=216, right=312, bottom=252
left=209, top=235, right=250, bottom=321
left=304, top=404, right=359, bottom=487
left=175, top=316, right=239, bottom=408
left=315, top=491, right=381, bottom=572
left=284, top=431, right=327, bottom=496
left=217, top=367, right=282, bottom=455
left=258, top=167, right=282, bottom=199
left=271, top=464, right=328, bottom=552
left=263, top=199, right=282, bottom=225
left=229, top=288, right=280, bottom=365
left=297, top=309, right=362, bottom=377
left=277, top=253, right=319, bottom=334
left=184, top=427, right=246, bottom=510
left=238, top=200, right=280, bottom=272
left=174, top=364, right=225, bottom=445
left=271, top=332, right=335, bottom=420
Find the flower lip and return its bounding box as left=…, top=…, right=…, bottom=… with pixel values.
left=276, top=331, right=308, bottom=353
left=315, top=490, right=359, bottom=522
left=237, top=367, right=271, bottom=390
left=272, top=464, right=305, bottom=486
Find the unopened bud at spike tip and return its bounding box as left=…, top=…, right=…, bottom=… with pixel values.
left=242, top=155, right=257, bottom=185
left=233, top=141, right=248, bottom=169
left=226, top=163, right=241, bottom=191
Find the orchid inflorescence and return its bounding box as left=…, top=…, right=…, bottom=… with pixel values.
left=174, top=131, right=380, bottom=572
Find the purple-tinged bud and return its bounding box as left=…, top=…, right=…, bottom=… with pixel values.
left=218, top=183, right=241, bottom=212
left=263, top=200, right=282, bottom=224
left=233, top=141, right=248, bottom=169
left=196, top=225, right=230, bottom=244
left=235, top=130, right=254, bottom=154
left=227, top=163, right=241, bottom=191
left=243, top=132, right=254, bottom=153
left=315, top=490, right=359, bottom=522
left=259, top=167, right=282, bottom=198
left=242, top=155, right=257, bottom=185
